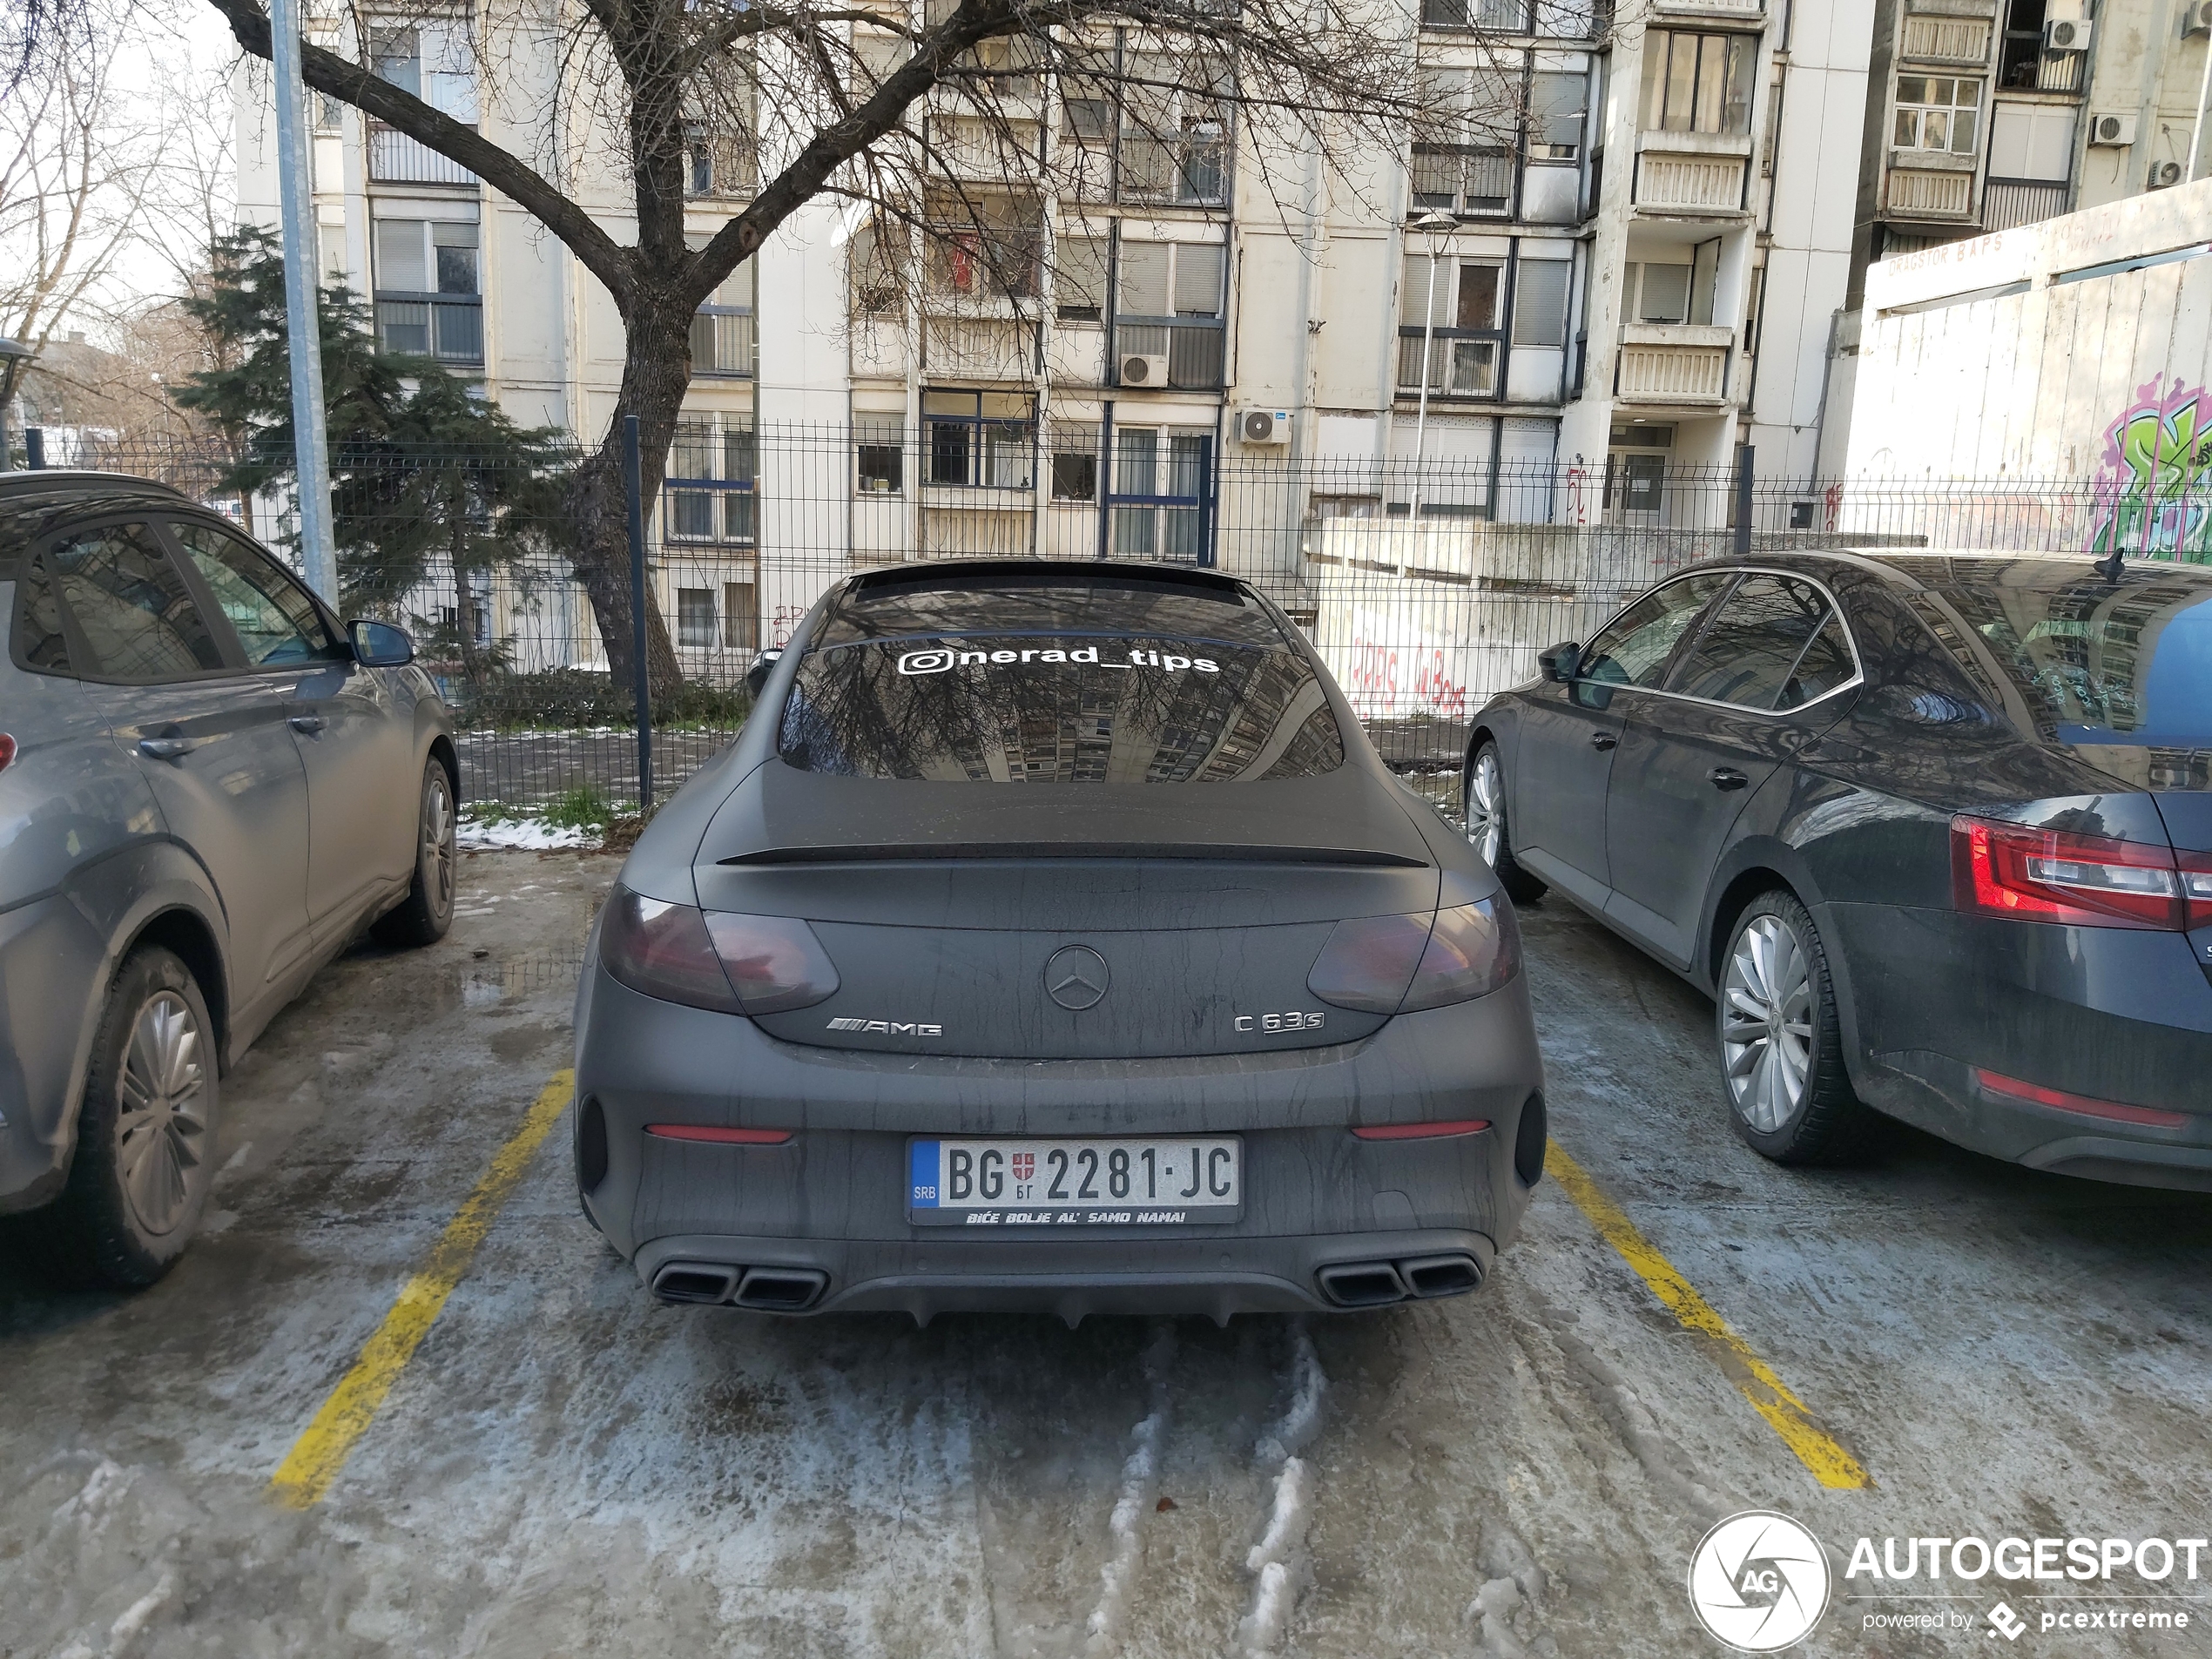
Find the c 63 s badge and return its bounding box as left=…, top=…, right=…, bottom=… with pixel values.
left=826, top=1017, right=945, bottom=1036
left=1235, top=1010, right=1325, bottom=1034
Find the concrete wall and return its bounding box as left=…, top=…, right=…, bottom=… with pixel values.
left=1847, top=178, right=2212, bottom=484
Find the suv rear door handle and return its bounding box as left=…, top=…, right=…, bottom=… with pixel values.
left=138, top=736, right=194, bottom=759
left=288, top=714, right=327, bottom=734
left=1589, top=731, right=1617, bottom=751
left=1708, top=767, right=1749, bottom=791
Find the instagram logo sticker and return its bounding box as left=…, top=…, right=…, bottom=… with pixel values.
left=897, top=648, right=956, bottom=675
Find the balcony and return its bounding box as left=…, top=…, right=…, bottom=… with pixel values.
left=690, top=307, right=756, bottom=378
left=922, top=315, right=1035, bottom=379
left=1983, top=177, right=2069, bottom=231
left=1887, top=166, right=1975, bottom=217
left=368, top=125, right=477, bottom=187
left=1900, top=15, right=1993, bottom=61
left=1111, top=319, right=1225, bottom=390
left=1650, top=0, right=1765, bottom=19
left=374, top=293, right=483, bottom=365
left=1613, top=325, right=1732, bottom=405
left=1633, top=145, right=1749, bottom=214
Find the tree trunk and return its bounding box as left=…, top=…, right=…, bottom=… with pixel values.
left=563, top=292, right=693, bottom=704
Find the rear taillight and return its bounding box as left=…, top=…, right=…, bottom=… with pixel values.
left=0, top=734, right=15, bottom=772
left=2184, top=853, right=2212, bottom=931
left=1951, top=815, right=2190, bottom=931
left=1308, top=899, right=1521, bottom=1015
left=599, top=886, right=840, bottom=1014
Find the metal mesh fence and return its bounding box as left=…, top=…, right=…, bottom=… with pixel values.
left=38, top=425, right=2188, bottom=813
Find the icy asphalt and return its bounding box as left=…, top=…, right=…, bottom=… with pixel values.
left=3, top=850, right=2210, bottom=1659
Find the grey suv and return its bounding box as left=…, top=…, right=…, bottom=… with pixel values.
left=1, top=472, right=459, bottom=1286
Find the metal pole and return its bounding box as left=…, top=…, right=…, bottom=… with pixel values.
left=624, top=415, right=654, bottom=812
left=268, top=0, right=338, bottom=599
left=2189, top=27, right=2212, bottom=184
left=1733, top=442, right=1756, bottom=557
left=1411, top=237, right=1440, bottom=521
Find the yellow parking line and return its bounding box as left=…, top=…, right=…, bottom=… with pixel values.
left=1547, top=1140, right=1872, bottom=1491
left=269, top=1069, right=575, bottom=1508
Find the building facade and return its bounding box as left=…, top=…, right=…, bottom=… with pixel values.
left=236, top=0, right=1870, bottom=663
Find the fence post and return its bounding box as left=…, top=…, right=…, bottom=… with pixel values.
left=1732, top=442, right=1755, bottom=558
left=624, top=415, right=653, bottom=813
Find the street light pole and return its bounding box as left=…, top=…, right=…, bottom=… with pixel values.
left=268, top=0, right=339, bottom=599
left=1408, top=210, right=1455, bottom=522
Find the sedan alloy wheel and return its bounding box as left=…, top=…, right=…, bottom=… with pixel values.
left=1721, top=913, right=1814, bottom=1133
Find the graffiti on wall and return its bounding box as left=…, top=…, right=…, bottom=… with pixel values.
left=2087, top=374, right=2212, bottom=563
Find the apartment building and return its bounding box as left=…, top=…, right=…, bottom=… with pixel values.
left=236, top=0, right=1869, bottom=662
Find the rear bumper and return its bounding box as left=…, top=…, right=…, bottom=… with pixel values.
left=635, top=1227, right=1497, bottom=1323
left=573, top=960, right=1545, bottom=1312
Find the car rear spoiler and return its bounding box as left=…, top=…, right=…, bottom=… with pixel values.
left=718, top=842, right=1431, bottom=867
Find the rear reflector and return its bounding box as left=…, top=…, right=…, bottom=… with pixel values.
left=1973, top=1068, right=2188, bottom=1130
left=645, top=1124, right=794, bottom=1144
left=1352, top=1119, right=1491, bottom=1141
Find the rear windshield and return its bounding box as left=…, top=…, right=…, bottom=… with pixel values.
left=1929, top=567, right=2212, bottom=748
left=779, top=579, right=1344, bottom=782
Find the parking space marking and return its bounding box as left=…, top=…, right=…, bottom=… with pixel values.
left=269, top=1069, right=575, bottom=1509
left=1546, top=1141, right=1872, bottom=1491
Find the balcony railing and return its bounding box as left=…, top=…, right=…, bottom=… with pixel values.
left=690, top=307, right=757, bottom=378
left=1635, top=152, right=1747, bottom=212
left=368, top=125, right=477, bottom=187
left=1983, top=177, right=2069, bottom=232
left=1395, top=333, right=1501, bottom=396
left=374, top=293, right=484, bottom=365
left=1113, top=319, right=1225, bottom=390
left=1887, top=167, right=1974, bottom=216
left=1901, top=15, right=1993, bottom=61
left=1615, top=328, right=1731, bottom=402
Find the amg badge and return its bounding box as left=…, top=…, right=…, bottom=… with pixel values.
left=826, top=1017, right=945, bottom=1036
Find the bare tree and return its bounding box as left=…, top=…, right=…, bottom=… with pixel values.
left=0, top=4, right=171, bottom=449
left=172, top=0, right=1477, bottom=690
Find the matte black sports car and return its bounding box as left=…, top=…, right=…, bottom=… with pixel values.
left=573, top=561, right=1546, bottom=1321
left=1463, top=550, right=2212, bottom=1185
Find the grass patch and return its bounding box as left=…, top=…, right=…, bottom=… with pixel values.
left=541, top=786, right=616, bottom=831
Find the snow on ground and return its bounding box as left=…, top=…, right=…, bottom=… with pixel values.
left=455, top=816, right=597, bottom=851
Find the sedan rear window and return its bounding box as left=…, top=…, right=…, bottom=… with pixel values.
left=1932, top=570, right=2212, bottom=747
left=779, top=634, right=1345, bottom=782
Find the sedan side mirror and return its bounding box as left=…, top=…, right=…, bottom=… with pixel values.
left=1537, top=641, right=1581, bottom=684
left=744, top=647, right=784, bottom=698
left=349, top=619, right=415, bottom=667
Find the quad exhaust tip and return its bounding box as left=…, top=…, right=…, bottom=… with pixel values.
left=1317, top=1253, right=1483, bottom=1308
left=651, top=1262, right=830, bottom=1312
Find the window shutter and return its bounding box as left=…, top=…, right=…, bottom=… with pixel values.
left=1512, top=259, right=1570, bottom=346
left=1172, top=242, right=1224, bottom=315
left=1119, top=241, right=1170, bottom=315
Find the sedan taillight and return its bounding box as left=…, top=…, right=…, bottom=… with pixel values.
left=1950, top=815, right=2202, bottom=932
left=599, top=886, right=840, bottom=1014
left=0, top=733, right=15, bottom=772
left=1308, top=900, right=1521, bottom=1015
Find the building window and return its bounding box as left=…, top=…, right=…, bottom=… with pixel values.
left=1396, top=255, right=1504, bottom=395
left=372, top=218, right=482, bottom=363
left=1051, top=421, right=1100, bottom=500
left=723, top=582, right=758, bottom=651
left=1117, top=51, right=1231, bottom=206
left=1528, top=71, right=1587, bottom=162
left=925, top=190, right=1042, bottom=300
left=691, top=260, right=756, bottom=379
left=665, top=417, right=757, bottom=543
left=678, top=588, right=716, bottom=648
left=856, top=415, right=904, bottom=494
left=1421, top=0, right=1527, bottom=28
left=1511, top=259, right=1571, bottom=347
left=850, top=223, right=905, bottom=317
left=1109, top=427, right=1209, bottom=559
left=922, top=391, right=1033, bottom=489
left=1999, top=0, right=2047, bottom=89
left=1410, top=63, right=1527, bottom=215
left=1893, top=77, right=1981, bottom=154
left=1055, top=235, right=1109, bottom=322
left=1639, top=31, right=1757, bottom=136
left=1114, top=240, right=1227, bottom=389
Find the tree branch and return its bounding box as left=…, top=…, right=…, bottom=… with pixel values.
left=199, top=0, right=637, bottom=308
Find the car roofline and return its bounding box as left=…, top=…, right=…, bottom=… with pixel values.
left=0, top=469, right=192, bottom=501
left=842, top=557, right=1254, bottom=602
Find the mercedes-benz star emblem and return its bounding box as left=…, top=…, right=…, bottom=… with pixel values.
left=1044, top=945, right=1109, bottom=1012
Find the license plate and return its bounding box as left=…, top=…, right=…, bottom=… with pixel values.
left=907, top=1136, right=1241, bottom=1226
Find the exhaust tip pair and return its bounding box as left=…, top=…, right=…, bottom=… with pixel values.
left=651, top=1262, right=830, bottom=1312
left=1316, top=1253, right=1483, bottom=1308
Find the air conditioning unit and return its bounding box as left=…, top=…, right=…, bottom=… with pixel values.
left=2150, top=159, right=2186, bottom=188
left=2044, top=17, right=2092, bottom=50
left=2184, top=1, right=2212, bottom=36
left=1119, top=353, right=1170, bottom=387
left=1239, top=408, right=1292, bottom=445
left=2088, top=111, right=2137, bottom=146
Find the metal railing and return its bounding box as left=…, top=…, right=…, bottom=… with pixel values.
left=368, top=125, right=478, bottom=187
left=689, top=307, right=758, bottom=378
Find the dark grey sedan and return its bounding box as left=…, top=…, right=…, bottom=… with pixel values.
left=1, top=472, right=458, bottom=1285
left=1464, top=550, right=2212, bottom=1186
left=576, top=560, right=1546, bottom=1323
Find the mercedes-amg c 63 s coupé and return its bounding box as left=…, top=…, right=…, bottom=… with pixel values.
left=573, top=560, right=1547, bottom=1322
